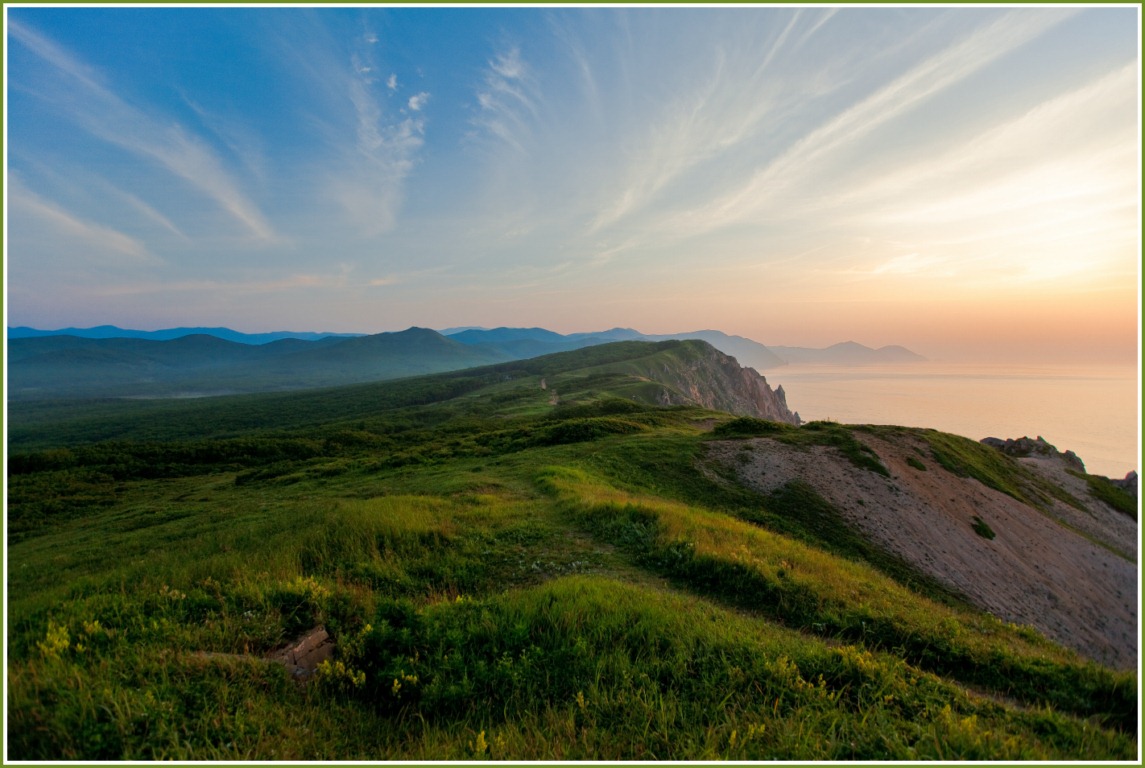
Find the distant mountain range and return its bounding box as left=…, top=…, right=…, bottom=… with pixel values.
left=6, top=324, right=925, bottom=401
left=7, top=325, right=360, bottom=345
left=6, top=327, right=508, bottom=400
left=443, top=327, right=791, bottom=371
left=7, top=324, right=924, bottom=366
left=444, top=327, right=925, bottom=368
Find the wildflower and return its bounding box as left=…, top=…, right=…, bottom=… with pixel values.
left=316, top=659, right=365, bottom=688
left=37, top=621, right=70, bottom=659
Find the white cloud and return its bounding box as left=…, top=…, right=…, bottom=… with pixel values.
left=829, top=63, right=1139, bottom=219
left=9, top=19, right=278, bottom=244
left=814, top=63, right=1140, bottom=287
left=182, top=96, right=269, bottom=186
left=115, top=189, right=189, bottom=241
left=666, top=8, right=1078, bottom=239
left=870, top=253, right=951, bottom=276
left=8, top=176, right=156, bottom=264
left=276, top=20, right=430, bottom=240
left=88, top=274, right=327, bottom=298
left=472, top=46, right=538, bottom=153
left=408, top=92, right=430, bottom=112
left=490, top=47, right=526, bottom=80
left=552, top=9, right=844, bottom=238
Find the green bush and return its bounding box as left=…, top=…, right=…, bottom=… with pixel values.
left=712, top=417, right=793, bottom=437
left=971, top=517, right=996, bottom=540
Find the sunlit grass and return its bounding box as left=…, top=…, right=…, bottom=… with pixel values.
left=537, top=464, right=1136, bottom=728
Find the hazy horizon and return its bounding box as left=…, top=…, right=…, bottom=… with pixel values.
left=5, top=6, right=1141, bottom=367
left=8, top=318, right=1140, bottom=368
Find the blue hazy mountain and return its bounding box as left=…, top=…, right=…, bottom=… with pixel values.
left=7, top=328, right=509, bottom=400
left=8, top=324, right=924, bottom=400
left=7, top=325, right=361, bottom=345
left=446, top=327, right=787, bottom=371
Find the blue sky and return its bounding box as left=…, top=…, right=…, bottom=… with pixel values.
left=5, top=5, right=1140, bottom=362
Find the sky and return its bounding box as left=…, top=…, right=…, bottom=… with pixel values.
left=4, top=5, right=1141, bottom=363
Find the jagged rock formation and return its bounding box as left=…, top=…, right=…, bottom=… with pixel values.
left=643, top=342, right=801, bottom=425
left=980, top=435, right=1086, bottom=472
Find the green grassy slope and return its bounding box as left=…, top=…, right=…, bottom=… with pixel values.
left=6, top=344, right=1138, bottom=760
left=6, top=339, right=742, bottom=449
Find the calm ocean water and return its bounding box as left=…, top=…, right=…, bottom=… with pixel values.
left=767, top=362, right=1140, bottom=479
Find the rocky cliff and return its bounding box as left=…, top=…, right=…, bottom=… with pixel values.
left=629, top=341, right=801, bottom=425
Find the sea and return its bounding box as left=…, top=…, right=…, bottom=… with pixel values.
left=766, top=362, right=1140, bottom=480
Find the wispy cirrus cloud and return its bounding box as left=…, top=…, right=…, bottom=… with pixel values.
left=8, top=18, right=277, bottom=244
left=830, top=63, right=1139, bottom=222
left=86, top=269, right=361, bottom=299
left=869, top=253, right=954, bottom=277
left=300, top=21, right=428, bottom=238
left=182, top=96, right=270, bottom=188
left=463, top=10, right=843, bottom=265
left=821, top=62, right=1139, bottom=286
left=664, top=7, right=1078, bottom=240
left=472, top=46, right=539, bottom=153
left=588, top=9, right=831, bottom=232
left=114, top=188, right=190, bottom=242
left=8, top=175, right=156, bottom=264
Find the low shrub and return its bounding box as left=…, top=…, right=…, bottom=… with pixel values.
left=712, top=417, right=793, bottom=438
left=971, top=517, right=996, bottom=540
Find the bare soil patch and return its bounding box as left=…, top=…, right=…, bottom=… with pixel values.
left=708, top=432, right=1138, bottom=669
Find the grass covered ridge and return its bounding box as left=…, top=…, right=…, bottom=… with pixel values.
left=6, top=349, right=1138, bottom=760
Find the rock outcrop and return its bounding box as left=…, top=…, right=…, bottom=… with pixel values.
left=269, top=625, right=335, bottom=681
left=980, top=435, right=1086, bottom=472
left=648, top=342, right=801, bottom=425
